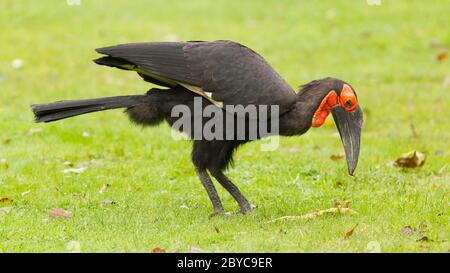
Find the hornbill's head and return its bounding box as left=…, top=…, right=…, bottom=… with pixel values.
left=306, top=78, right=363, bottom=175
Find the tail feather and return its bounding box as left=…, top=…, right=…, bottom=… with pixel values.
left=32, top=95, right=147, bottom=123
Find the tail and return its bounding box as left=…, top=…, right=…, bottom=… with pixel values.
left=31, top=95, right=148, bottom=123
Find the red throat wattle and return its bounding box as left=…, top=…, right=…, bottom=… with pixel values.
left=312, top=91, right=338, bottom=127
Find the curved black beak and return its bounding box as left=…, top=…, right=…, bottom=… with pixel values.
left=331, top=105, right=363, bottom=175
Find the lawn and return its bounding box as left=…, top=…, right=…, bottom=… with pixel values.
left=0, top=0, right=448, bottom=252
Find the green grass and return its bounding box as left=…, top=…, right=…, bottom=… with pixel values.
left=0, top=0, right=449, bottom=252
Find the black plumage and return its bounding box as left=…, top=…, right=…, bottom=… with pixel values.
left=31, top=40, right=363, bottom=215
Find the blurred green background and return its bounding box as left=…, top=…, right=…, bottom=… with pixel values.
left=0, top=0, right=448, bottom=252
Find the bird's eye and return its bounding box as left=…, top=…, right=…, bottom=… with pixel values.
left=339, top=84, right=358, bottom=112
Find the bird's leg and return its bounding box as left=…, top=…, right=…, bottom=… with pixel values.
left=195, top=167, right=225, bottom=216
left=210, top=170, right=256, bottom=214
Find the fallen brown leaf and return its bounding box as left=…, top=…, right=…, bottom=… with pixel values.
left=330, top=153, right=345, bottom=161
left=267, top=199, right=357, bottom=223
left=393, top=150, right=426, bottom=168
left=48, top=208, right=72, bottom=219
left=214, top=227, right=220, bottom=234
left=341, top=199, right=351, bottom=208
left=344, top=224, right=359, bottom=239
left=416, top=236, right=433, bottom=242
left=437, top=51, right=448, bottom=63
left=401, top=225, right=415, bottom=235
left=152, top=247, right=166, bottom=253
left=0, top=197, right=13, bottom=203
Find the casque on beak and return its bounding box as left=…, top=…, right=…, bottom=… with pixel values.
left=331, top=105, right=363, bottom=175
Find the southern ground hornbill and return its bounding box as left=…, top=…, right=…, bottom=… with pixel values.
left=31, top=40, right=363, bottom=215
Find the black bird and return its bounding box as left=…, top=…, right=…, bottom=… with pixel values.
left=32, top=40, right=363, bottom=215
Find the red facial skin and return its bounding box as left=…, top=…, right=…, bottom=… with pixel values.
left=312, top=84, right=358, bottom=127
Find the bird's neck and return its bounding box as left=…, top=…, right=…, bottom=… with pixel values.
left=279, top=101, right=313, bottom=136
left=279, top=85, right=331, bottom=136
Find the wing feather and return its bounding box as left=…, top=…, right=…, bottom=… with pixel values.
left=95, top=41, right=297, bottom=113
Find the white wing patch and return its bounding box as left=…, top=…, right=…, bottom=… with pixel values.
left=179, top=83, right=224, bottom=108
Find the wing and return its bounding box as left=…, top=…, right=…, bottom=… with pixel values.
left=94, top=40, right=297, bottom=113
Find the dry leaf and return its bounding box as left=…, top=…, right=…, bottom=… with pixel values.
left=267, top=199, right=357, bottom=223
left=48, top=208, right=73, bottom=219
left=152, top=247, right=165, bottom=253
left=437, top=51, right=448, bottom=62
left=0, top=207, right=12, bottom=214
left=393, top=150, right=426, bottom=168
left=344, top=224, right=359, bottom=239
left=416, top=236, right=433, bottom=242
left=341, top=199, right=351, bottom=208
left=330, top=153, right=345, bottom=161
left=99, top=183, right=110, bottom=194
left=0, top=197, right=13, bottom=203
left=401, top=225, right=415, bottom=235
left=214, top=227, right=220, bottom=234
left=63, top=166, right=87, bottom=174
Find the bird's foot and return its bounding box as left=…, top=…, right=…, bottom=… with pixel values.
left=239, top=204, right=257, bottom=214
